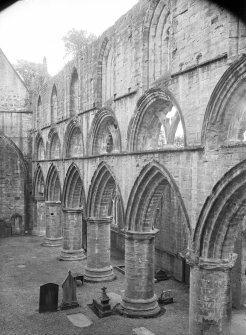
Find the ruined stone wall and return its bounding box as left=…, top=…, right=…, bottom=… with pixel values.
left=32, top=0, right=246, bottom=280
left=0, top=49, right=32, bottom=233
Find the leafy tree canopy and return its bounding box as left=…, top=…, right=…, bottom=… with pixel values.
left=14, top=58, right=49, bottom=92
left=62, top=29, right=97, bottom=59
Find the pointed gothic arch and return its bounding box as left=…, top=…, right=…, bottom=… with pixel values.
left=128, top=88, right=186, bottom=152
left=35, top=133, right=45, bottom=161
left=87, top=162, right=124, bottom=224
left=47, top=128, right=61, bottom=159
left=50, top=84, right=58, bottom=124
left=62, top=163, right=86, bottom=210
left=69, top=67, right=79, bottom=117
left=33, top=164, right=45, bottom=198
left=96, top=37, right=109, bottom=107
left=45, top=164, right=61, bottom=201
left=63, top=119, right=84, bottom=157
left=125, top=161, right=190, bottom=281
left=88, top=108, right=121, bottom=155
left=202, top=54, right=246, bottom=147
left=37, top=95, right=42, bottom=128
left=194, top=160, right=246, bottom=259
left=143, top=0, right=171, bottom=88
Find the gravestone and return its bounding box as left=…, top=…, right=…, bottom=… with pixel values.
left=92, top=287, right=112, bottom=318
left=39, top=283, right=59, bottom=313
left=60, top=271, right=79, bottom=310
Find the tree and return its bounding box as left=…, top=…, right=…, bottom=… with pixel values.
left=62, top=29, right=97, bottom=59
left=14, top=58, right=49, bottom=93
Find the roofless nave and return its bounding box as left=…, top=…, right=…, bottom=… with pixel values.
left=1, top=0, right=246, bottom=333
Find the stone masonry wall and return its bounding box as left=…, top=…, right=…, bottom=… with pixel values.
left=32, top=0, right=246, bottom=282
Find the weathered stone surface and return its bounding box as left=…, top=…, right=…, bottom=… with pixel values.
left=121, top=229, right=160, bottom=317
left=85, top=217, right=116, bottom=282
left=59, top=208, right=86, bottom=261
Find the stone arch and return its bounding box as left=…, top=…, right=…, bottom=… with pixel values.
left=32, top=164, right=46, bottom=236
left=37, top=95, right=42, bottom=128
left=194, top=160, right=246, bottom=259
left=128, top=88, right=186, bottom=151
left=125, top=161, right=190, bottom=281
left=47, top=128, right=61, bottom=159
left=0, top=134, right=29, bottom=232
left=35, top=133, right=45, bottom=160
left=45, top=164, right=61, bottom=201
left=202, top=54, right=246, bottom=147
left=100, top=38, right=114, bottom=104
left=88, top=108, right=121, bottom=155
left=126, top=160, right=190, bottom=234
left=63, top=119, right=84, bottom=158
left=61, top=163, right=87, bottom=257
left=96, top=37, right=109, bottom=107
left=50, top=84, right=58, bottom=124
left=33, top=164, right=45, bottom=198
left=188, top=160, right=246, bottom=334
left=69, top=67, right=79, bottom=117
left=87, top=162, right=124, bottom=224
left=62, top=163, right=86, bottom=210
left=143, top=0, right=171, bottom=87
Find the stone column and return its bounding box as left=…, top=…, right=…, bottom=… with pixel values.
left=120, top=229, right=160, bottom=317
left=42, top=201, right=63, bottom=247
left=84, top=217, right=116, bottom=282
left=59, top=208, right=86, bottom=261
left=32, top=197, right=46, bottom=236
left=188, top=253, right=237, bottom=335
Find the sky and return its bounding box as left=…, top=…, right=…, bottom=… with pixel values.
left=0, top=0, right=139, bottom=75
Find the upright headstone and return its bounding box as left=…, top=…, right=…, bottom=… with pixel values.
left=39, top=283, right=59, bottom=313
left=60, top=271, right=79, bottom=310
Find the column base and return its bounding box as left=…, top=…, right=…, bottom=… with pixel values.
left=84, top=265, right=116, bottom=282
left=119, top=295, right=161, bottom=318
left=41, top=237, right=63, bottom=247
left=31, top=229, right=45, bottom=237
left=59, top=249, right=86, bottom=261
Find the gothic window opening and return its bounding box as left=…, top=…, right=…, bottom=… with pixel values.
left=102, top=43, right=114, bottom=103
left=37, top=96, right=42, bottom=128
left=129, top=90, right=185, bottom=151
left=70, top=69, right=79, bottom=117
left=50, top=85, right=58, bottom=124
left=49, top=133, right=61, bottom=159
left=37, top=137, right=45, bottom=160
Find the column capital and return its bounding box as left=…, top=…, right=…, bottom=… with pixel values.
left=87, top=216, right=112, bottom=225
left=125, top=229, right=159, bottom=241
left=62, top=207, right=83, bottom=214
left=45, top=200, right=61, bottom=205
left=180, top=249, right=238, bottom=271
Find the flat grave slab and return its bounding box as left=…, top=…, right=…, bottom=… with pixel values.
left=66, top=313, right=92, bottom=328
left=132, top=327, right=156, bottom=335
